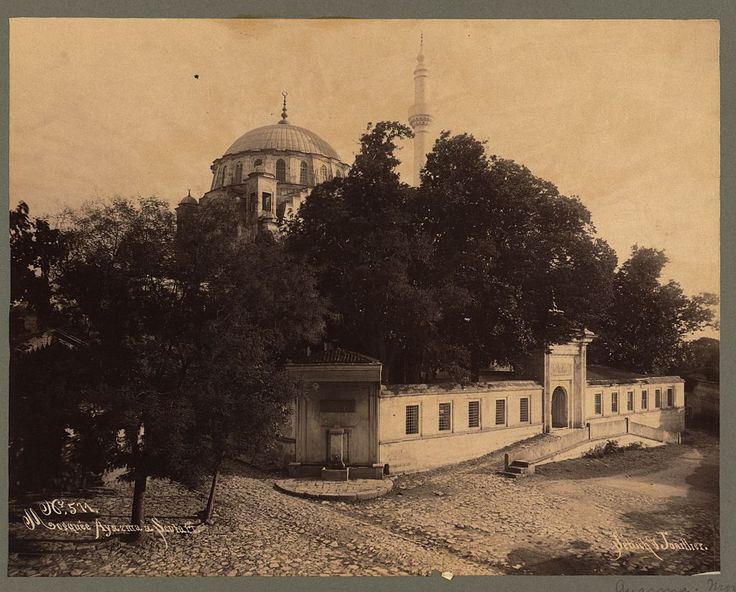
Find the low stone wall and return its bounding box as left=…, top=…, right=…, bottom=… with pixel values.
left=627, top=408, right=685, bottom=433
left=588, top=417, right=627, bottom=440
left=379, top=423, right=542, bottom=474
left=629, top=421, right=681, bottom=444
left=514, top=429, right=590, bottom=463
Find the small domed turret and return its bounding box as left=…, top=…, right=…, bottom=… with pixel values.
left=179, top=189, right=197, bottom=205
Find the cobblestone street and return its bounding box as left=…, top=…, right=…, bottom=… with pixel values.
left=8, top=429, right=719, bottom=576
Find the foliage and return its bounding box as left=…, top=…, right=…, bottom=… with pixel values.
left=417, top=132, right=618, bottom=376
left=9, top=201, right=66, bottom=335
left=679, top=337, right=719, bottom=383
left=592, top=246, right=718, bottom=374
left=285, top=122, right=436, bottom=382
left=583, top=439, right=644, bottom=458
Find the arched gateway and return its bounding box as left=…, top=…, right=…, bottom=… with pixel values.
left=551, top=386, right=568, bottom=428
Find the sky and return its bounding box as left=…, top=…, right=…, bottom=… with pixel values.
left=9, top=19, right=720, bottom=331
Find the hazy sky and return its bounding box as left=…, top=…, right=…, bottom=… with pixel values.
left=9, top=19, right=720, bottom=313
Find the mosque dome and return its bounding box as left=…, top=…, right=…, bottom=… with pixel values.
left=223, top=121, right=342, bottom=161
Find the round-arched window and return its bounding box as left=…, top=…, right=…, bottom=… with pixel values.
left=234, top=162, right=243, bottom=184
left=320, top=165, right=327, bottom=182
left=253, top=158, right=263, bottom=169
left=220, top=165, right=227, bottom=187
left=276, top=159, right=286, bottom=182
left=299, top=161, right=308, bottom=185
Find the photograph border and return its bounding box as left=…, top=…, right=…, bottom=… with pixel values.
left=1, top=1, right=733, bottom=591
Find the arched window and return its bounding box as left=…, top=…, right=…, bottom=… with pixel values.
left=234, top=162, right=243, bottom=184
left=335, top=169, right=342, bottom=178
left=276, top=159, right=286, bottom=182
left=219, top=165, right=227, bottom=187
left=253, top=158, right=263, bottom=169
left=299, top=161, right=308, bottom=185
left=320, top=165, right=327, bottom=182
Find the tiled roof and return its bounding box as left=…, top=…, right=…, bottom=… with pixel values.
left=224, top=123, right=342, bottom=161
left=289, top=348, right=382, bottom=365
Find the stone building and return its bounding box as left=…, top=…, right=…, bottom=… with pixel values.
left=177, top=94, right=350, bottom=241
left=176, top=40, right=685, bottom=480
left=282, top=333, right=685, bottom=478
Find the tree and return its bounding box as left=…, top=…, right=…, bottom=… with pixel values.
left=55, top=196, right=195, bottom=530
left=176, top=201, right=328, bottom=521
left=416, top=132, right=618, bottom=377
left=594, top=246, right=718, bottom=374
left=285, top=122, right=439, bottom=382
left=9, top=201, right=65, bottom=338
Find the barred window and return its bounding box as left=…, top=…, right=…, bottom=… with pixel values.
left=468, top=400, right=480, bottom=428
left=520, top=398, right=529, bottom=423
left=234, top=162, right=243, bottom=184
left=654, top=389, right=662, bottom=408
left=642, top=390, right=648, bottom=410
left=667, top=388, right=674, bottom=407
left=438, top=402, right=452, bottom=431
left=405, top=405, right=419, bottom=435
left=611, top=392, right=618, bottom=413
left=594, top=393, right=602, bottom=415
left=627, top=391, right=634, bottom=411
left=495, top=400, right=506, bottom=425
left=299, top=161, right=308, bottom=184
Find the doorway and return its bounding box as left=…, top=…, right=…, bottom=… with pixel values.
left=551, top=386, right=568, bottom=428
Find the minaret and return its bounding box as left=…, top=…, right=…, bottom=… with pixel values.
left=408, top=34, right=432, bottom=186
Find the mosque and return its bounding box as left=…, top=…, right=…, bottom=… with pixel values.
left=176, top=41, right=686, bottom=479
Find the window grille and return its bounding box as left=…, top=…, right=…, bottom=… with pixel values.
left=627, top=391, right=634, bottom=411
left=667, top=388, right=674, bottom=407
left=611, top=392, right=618, bottom=413
left=405, top=405, right=419, bottom=435
left=468, top=400, right=480, bottom=428
left=495, top=400, right=506, bottom=425
left=655, top=389, right=661, bottom=408
left=438, top=403, right=451, bottom=431
left=594, top=393, right=602, bottom=415
left=519, top=398, right=529, bottom=423
left=642, top=390, right=648, bottom=410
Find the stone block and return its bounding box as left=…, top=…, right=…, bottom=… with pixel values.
left=321, top=467, right=349, bottom=481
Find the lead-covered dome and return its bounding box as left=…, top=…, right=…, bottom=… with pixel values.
left=223, top=122, right=342, bottom=161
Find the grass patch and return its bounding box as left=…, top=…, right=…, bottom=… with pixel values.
left=583, top=439, right=645, bottom=458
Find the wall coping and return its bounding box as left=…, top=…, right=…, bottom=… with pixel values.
left=380, top=380, right=542, bottom=398
left=586, top=376, right=684, bottom=387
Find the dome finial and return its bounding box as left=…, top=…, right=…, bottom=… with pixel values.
left=417, top=32, right=424, bottom=62
left=279, top=91, right=289, bottom=124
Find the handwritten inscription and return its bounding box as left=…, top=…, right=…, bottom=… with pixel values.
left=20, top=498, right=196, bottom=548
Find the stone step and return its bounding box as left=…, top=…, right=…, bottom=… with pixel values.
left=506, top=465, right=527, bottom=474
left=511, top=459, right=532, bottom=468
left=496, top=470, right=520, bottom=479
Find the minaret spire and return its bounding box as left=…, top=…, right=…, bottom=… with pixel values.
left=279, top=91, right=289, bottom=124
left=408, top=33, right=432, bottom=186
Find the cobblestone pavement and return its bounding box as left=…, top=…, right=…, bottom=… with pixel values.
left=8, top=429, right=718, bottom=576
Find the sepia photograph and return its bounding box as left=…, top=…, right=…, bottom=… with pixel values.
left=6, top=17, right=721, bottom=579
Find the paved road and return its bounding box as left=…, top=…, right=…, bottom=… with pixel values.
left=8, top=429, right=719, bottom=576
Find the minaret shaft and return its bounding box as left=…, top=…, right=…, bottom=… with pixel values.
left=408, top=36, right=432, bottom=186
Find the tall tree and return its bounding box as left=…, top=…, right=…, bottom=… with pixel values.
left=417, top=132, right=618, bottom=377
left=55, top=196, right=195, bottom=530
left=594, top=246, right=718, bottom=374
left=176, top=200, right=328, bottom=521
left=285, top=122, right=439, bottom=382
